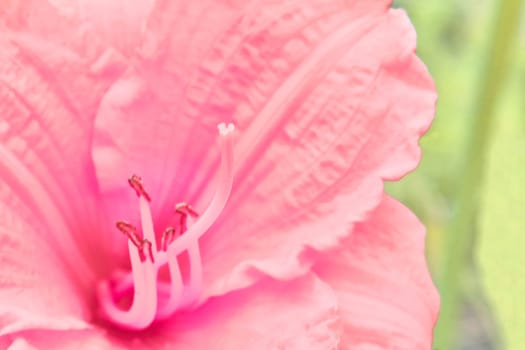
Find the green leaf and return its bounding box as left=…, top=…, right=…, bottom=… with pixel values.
left=433, top=0, right=523, bottom=347
left=477, top=92, right=525, bottom=349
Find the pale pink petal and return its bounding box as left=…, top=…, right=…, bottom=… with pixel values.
left=3, top=338, right=37, bottom=350
left=0, top=1, right=112, bottom=263
left=3, top=329, right=127, bottom=350
left=0, top=173, right=91, bottom=335
left=0, top=201, right=90, bottom=336
left=90, top=0, right=435, bottom=297
left=199, top=6, right=435, bottom=297
left=0, top=0, right=133, bottom=334
left=138, top=275, right=340, bottom=349
left=3, top=275, right=339, bottom=349
left=314, top=195, right=440, bottom=349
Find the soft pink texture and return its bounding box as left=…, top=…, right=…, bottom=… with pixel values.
left=92, top=0, right=436, bottom=300
left=3, top=275, right=339, bottom=349
left=0, top=0, right=438, bottom=348
left=315, top=195, right=440, bottom=349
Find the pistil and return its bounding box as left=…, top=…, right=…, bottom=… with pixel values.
left=156, top=123, right=234, bottom=317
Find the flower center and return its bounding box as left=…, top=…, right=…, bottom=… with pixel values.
left=97, top=123, right=235, bottom=330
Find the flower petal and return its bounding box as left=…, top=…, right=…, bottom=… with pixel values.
left=198, top=6, right=435, bottom=297
left=313, top=195, right=440, bottom=349
left=3, top=275, right=339, bottom=349
left=142, top=275, right=340, bottom=349
left=0, top=0, right=134, bottom=334
left=3, top=329, right=126, bottom=350
left=90, top=0, right=435, bottom=297
left=0, top=202, right=90, bottom=336
left=0, top=0, right=126, bottom=264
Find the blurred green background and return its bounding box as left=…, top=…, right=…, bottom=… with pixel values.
left=390, top=1, right=524, bottom=349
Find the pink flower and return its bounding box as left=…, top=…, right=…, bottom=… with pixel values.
left=0, top=0, right=439, bottom=349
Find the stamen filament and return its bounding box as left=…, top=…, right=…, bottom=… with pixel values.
left=141, top=239, right=155, bottom=263
left=97, top=241, right=157, bottom=329
left=139, top=195, right=157, bottom=252
left=155, top=251, right=185, bottom=320
left=161, top=227, right=177, bottom=251
left=155, top=241, right=203, bottom=318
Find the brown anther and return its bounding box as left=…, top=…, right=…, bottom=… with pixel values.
left=116, top=221, right=142, bottom=248
left=128, top=174, right=151, bottom=202
left=160, top=227, right=178, bottom=251
left=175, top=202, right=199, bottom=234
left=175, top=202, right=199, bottom=217
left=140, top=239, right=155, bottom=263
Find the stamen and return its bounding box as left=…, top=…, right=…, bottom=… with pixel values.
left=128, top=174, right=151, bottom=202
left=140, top=239, right=155, bottom=263
left=175, top=202, right=199, bottom=217
left=155, top=250, right=184, bottom=320
left=161, top=227, right=178, bottom=251
left=116, top=221, right=142, bottom=248
left=138, top=194, right=157, bottom=252
left=177, top=210, right=188, bottom=233
left=116, top=222, right=154, bottom=263
left=98, top=177, right=158, bottom=329
left=174, top=202, right=198, bottom=233
left=129, top=175, right=158, bottom=253
left=97, top=238, right=157, bottom=329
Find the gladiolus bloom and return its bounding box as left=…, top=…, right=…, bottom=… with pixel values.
left=0, top=0, right=439, bottom=349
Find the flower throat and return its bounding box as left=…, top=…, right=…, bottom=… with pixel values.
left=97, top=123, right=235, bottom=330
